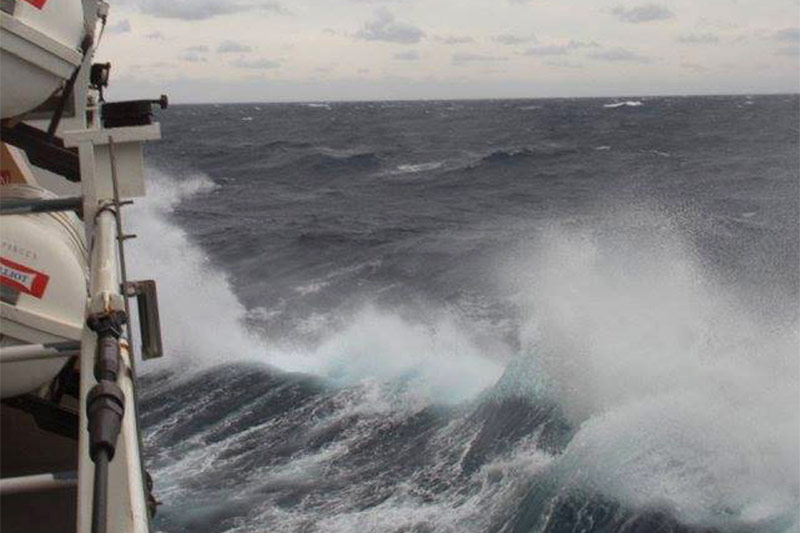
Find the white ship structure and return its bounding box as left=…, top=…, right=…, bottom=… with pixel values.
left=1, top=0, right=165, bottom=531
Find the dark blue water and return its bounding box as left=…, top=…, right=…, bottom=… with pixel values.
left=130, top=95, right=800, bottom=533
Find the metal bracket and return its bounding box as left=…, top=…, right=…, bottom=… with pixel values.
left=126, top=280, right=163, bottom=360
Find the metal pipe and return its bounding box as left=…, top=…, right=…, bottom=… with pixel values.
left=93, top=210, right=120, bottom=295
left=0, top=472, right=77, bottom=495
left=85, top=209, right=125, bottom=533
left=0, top=341, right=81, bottom=363
left=108, top=136, right=154, bottom=523
left=108, top=137, right=133, bottom=357
left=0, top=196, right=83, bottom=215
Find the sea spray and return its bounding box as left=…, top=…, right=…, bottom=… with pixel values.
left=123, top=170, right=275, bottom=371
left=124, top=169, right=506, bottom=402
left=506, top=207, right=800, bottom=530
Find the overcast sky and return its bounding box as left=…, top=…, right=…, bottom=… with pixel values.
left=98, top=0, right=800, bottom=103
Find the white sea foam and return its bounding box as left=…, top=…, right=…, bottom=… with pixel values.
left=603, top=101, right=644, bottom=108
left=381, top=160, right=446, bottom=177
left=311, top=305, right=505, bottom=404
left=126, top=170, right=503, bottom=402
left=506, top=208, right=799, bottom=529
left=395, top=161, right=444, bottom=174
left=124, top=170, right=273, bottom=371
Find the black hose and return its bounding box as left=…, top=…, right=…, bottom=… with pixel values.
left=92, top=449, right=109, bottom=533
left=86, top=312, right=127, bottom=533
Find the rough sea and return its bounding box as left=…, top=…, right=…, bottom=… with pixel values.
left=125, top=95, right=800, bottom=533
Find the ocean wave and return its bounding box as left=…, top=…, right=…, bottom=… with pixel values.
left=508, top=211, right=800, bottom=530
left=126, top=169, right=264, bottom=372
left=603, top=101, right=644, bottom=108
left=471, top=145, right=577, bottom=167
left=260, top=140, right=314, bottom=151
left=383, top=161, right=446, bottom=176
left=302, top=152, right=382, bottom=172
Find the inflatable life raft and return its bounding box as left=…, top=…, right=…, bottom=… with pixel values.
left=0, top=0, right=85, bottom=119
left=0, top=183, right=88, bottom=398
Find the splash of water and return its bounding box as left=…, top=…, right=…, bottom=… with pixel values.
left=124, top=170, right=269, bottom=372
left=507, top=208, right=799, bottom=530
left=125, top=170, right=503, bottom=403
left=311, top=305, right=504, bottom=404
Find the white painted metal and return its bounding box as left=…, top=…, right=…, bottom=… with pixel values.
left=0, top=184, right=88, bottom=398
left=64, top=125, right=161, bottom=220
left=0, top=341, right=79, bottom=363
left=0, top=471, right=78, bottom=494
left=78, top=210, right=150, bottom=533
left=0, top=0, right=84, bottom=119
left=1, top=0, right=158, bottom=528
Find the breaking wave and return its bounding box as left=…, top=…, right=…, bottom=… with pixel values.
left=603, top=101, right=644, bottom=108
left=130, top=167, right=798, bottom=532
left=505, top=210, right=799, bottom=531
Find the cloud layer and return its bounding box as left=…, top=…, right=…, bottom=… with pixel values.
left=356, top=9, right=425, bottom=43
left=611, top=3, right=674, bottom=23
left=134, top=0, right=286, bottom=20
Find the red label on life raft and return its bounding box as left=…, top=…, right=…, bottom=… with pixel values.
left=22, top=0, right=48, bottom=8
left=0, top=257, right=49, bottom=299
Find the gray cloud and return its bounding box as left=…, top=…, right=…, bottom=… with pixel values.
left=107, top=19, right=131, bottom=34
left=524, top=40, right=598, bottom=56
left=774, top=28, right=800, bottom=42
left=452, top=52, right=508, bottom=65
left=135, top=0, right=286, bottom=21
left=355, top=8, right=424, bottom=43
left=611, top=4, right=674, bottom=23
left=678, top=33, right=719, bottom=44
left=393, top=50, right=420, bottom=60
left=493, top=34, right=537, bottom=45
left=546, top=60, right=583, bottom=69
left=145, top=31, right=165, bottom=40
left=525, top=45, right=568, bottom=56
left=776, top=45, right=800, bottom=56
left=435, top=35, right=475, bottom=45
left=569, top=40, right=600, bottom=49
left=180, top=53, right=207, bottom=63
left=681, top=62, right=709, bottom=72
left=232, top=58, right=281, bottom=69
left=218, top=40, right=253, bottom=53
left=588, top=48, right=654, bottom=63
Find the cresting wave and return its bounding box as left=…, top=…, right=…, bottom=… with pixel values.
left=505, top=212, right=799, bottom=531
left=603, top=101, right=644, bottom=108
left=124, top=170, right=504, bottom=400
left=130, top=170, right=798, bottom=532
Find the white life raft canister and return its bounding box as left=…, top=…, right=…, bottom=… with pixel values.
left=1, top=184, right=88, bottom=398
left=0, top=0, right=85, bottom=119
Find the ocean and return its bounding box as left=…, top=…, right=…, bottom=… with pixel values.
left=125, top=95, right=799, bottom=533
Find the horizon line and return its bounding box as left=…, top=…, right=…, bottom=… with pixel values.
left=160, top=90, right=800, bottom=106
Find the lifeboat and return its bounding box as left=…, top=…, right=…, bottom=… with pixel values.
left=1, top=182, right=88, bottom=398
left=0, top=0, right=85, bottom=119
